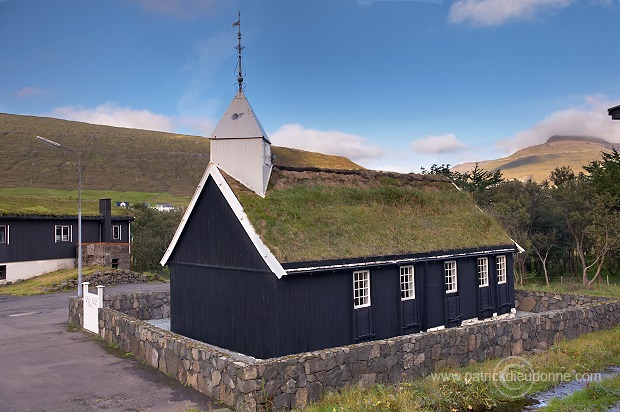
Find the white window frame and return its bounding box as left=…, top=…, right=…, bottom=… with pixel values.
left=0, top=225, right=8, bottom=244
left=112, top=225, right=121, bottom=240
left=400, top=265, right=415, bottom=300
left=477, top=257, right=489, bottom=287
left=497, top=255, right=507, bottom=284
left=445, top=260, right=458, bottom=293
left=55, top=225, right=71, bottom=242
left=353, top=270, right=371, bottom=309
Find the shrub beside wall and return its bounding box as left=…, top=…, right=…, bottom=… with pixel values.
left=68, top=290, right=620, bottom=412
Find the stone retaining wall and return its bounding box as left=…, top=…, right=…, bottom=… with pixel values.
left=68, top=290, right=169, bottom=331
left=105, top=291, right=170, bottom=320
left=69, top=290, right=620, bottom=411
left=515, top=289, right=611, bottom=313
left=49, top=269, right=165, bottom=293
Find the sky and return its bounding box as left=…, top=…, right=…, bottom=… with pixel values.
left=2, top=0, right=620, bottom=172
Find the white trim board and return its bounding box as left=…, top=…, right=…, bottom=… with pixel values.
left=160, top=163, right=286, bottom=279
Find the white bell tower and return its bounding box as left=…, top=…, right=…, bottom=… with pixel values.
left=209, top=11, right=272, bottom=197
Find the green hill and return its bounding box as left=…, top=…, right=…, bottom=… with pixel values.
left=452, top=135, right=616, bottom=182
left=0, top=113, right=362, bottom=195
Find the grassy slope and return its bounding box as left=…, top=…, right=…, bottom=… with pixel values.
left=0, top=113, right=361, bottom=194
left=0, top=113, right=361, bottom=214
left=453, top=139, right=612, bottom=182
left=235, top=169, right=512, bottom=263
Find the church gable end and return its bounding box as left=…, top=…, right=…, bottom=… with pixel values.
left=168, top=175, right=270, bottom=272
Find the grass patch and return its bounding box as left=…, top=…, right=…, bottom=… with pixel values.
left=541, top=374, right=620, bottom=412
left=521, top=279, right=620, bottom=299
left=0, top=266, right=105, bottom=295
left=0, top=187, right=190, bottom=216
left=301, top=326, right=620, bottom=412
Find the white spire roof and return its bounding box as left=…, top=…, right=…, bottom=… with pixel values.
left=210, top=90, right=270, bottom=143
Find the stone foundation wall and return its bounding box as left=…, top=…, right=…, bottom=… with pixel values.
left=69, top=291, right=620, bottom=411
left=515, top=289, right=612, bottom=313
left=82, top=243, right=131, bottom=269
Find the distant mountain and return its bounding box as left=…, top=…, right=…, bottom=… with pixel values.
left=452, top=135, right=616, bottom=182
left=0, top=113, right=362, bottom=195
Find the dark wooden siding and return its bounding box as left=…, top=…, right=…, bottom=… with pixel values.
left=169, top=176, right=269, bottom=270
left=115, top=220, right=130, bottom=244
left=276, top=271, right=353, bottom=355
left=0, top=218, right=101, bottom=263
left=424, top=261, right=445, bottom=329
left=459, top=257, right=478, bottom=321
left=506, top=253, right=516, bottom=311
left=169, top=175, right=278, bottom=358
left=370, top=266, right=401, bottom=339
left=170, top=264, right=279, bottom=358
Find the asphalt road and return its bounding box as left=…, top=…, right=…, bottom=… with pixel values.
left=0, top=283, right=224, bottom=412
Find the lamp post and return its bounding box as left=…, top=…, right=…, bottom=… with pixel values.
left=36, top=136, right=83, bottom=297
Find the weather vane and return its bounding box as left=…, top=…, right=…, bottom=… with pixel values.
left=232, top=11, right=244, bottom=92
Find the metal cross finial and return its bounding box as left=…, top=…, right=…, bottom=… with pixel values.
left=233, top=10, right=244, bottom=92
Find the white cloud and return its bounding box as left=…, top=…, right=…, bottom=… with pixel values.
left=410, top=133, right=468, bottom=153
left=269, top=123, right=387, bottom=164
left=124, top=0, right=221, bottom=19
left=15, top=86, right=46, bottom=98
left=448, top=0, right=574, bottom=26
left=51, top=103, right=175, bottom=131
left=175, top=116, right=214, bottom=137
left=497, top=96, right=620, bottom=154
left=49, top=103, right=214, bottom=136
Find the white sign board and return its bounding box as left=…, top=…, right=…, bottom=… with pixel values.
left=82, top=282, right=104, bottom=334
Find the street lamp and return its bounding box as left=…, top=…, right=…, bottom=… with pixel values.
left=36, top=136, right=83, bottom=297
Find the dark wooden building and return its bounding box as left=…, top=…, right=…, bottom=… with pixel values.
left=0, top=199, right=132, bottom=283
left=161, top=91, right=517, bottom=359
left=609, top=104, right=620, bottom=120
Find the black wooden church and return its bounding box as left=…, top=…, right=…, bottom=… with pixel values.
left=161, top=23, right=517, bottom=360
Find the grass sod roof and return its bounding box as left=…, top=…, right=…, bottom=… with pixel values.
left=225, top=166, right=513, bottom=264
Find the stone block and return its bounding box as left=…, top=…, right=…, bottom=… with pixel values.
left=272, top=393, right=291, bottom=411
left=519, top=296, right=537, bottom=312
left=294, top=387, right=308, bottom=408
left=236, top=394, right=257, bottom=412
left=307, top=381, right=324, bottom=402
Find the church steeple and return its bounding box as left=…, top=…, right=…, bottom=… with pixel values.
left=209, top=12, right=273, bottom=197
left=233, top=10, right=244, bottom=92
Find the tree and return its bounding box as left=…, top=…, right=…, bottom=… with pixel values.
left=421, top=163, right=503, bottom=193
left=584, top=148, right=620, bottom=206
left=130, top=204, right=182, bottom=272
left=582, top=149, right=620, bottom=282
left=528, top=187, right=563, bottom=286
left=465, top=163, right=504, bottom=193
left=549, top=165, right=575, bottom=187
left=553, top=178, right=613, bottom=286
left=475, top=180, right=533, bottom=284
